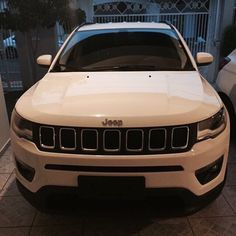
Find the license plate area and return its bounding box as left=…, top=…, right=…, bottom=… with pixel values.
left=78, top=176, right=145, bottom=198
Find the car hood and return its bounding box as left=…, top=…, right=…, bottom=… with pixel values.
left=16, top=71, right=222, bottom=127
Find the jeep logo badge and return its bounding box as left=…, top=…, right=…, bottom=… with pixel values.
left=102, top=119, right=123, bottom=127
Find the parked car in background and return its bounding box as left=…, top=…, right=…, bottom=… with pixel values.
left=216, top=49, right=236, bottom=132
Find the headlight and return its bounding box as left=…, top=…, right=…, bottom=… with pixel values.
left=197, top=107, right=227, bottom=141
left=11, top=109, right=33, bottom=141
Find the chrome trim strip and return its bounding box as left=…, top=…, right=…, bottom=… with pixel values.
left=39, top=126, right=55, bottom=149
left=171, top=126, right=189, bottom=150
left=126, top=129, right=144, bottom=152
left=103, top=129, right=121, bottom=152
left=148, top=128, right=167, bottom=151
left=81, top=129, right=99, bottom=151
left=59, top=128, right=76, bottom=151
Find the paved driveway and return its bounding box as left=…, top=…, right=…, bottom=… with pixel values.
left=0, top=141, right=236, bottom=236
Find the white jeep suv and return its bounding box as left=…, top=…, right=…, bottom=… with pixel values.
left=11, top=22, right=230, bottom=208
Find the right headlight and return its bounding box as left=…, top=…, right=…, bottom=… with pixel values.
left=11, top=109, right=33, bottom=141
left=197, top=107, right=227, bottom=141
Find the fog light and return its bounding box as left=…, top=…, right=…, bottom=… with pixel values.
left=195, top=156, right=223, bottom=185
left=15, top=157, right=35, bottom=182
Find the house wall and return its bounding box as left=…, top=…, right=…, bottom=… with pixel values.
left=0, top=75, right=9, bottom=154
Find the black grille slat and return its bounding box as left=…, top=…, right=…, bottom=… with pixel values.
left=104, top=130, right=121, bottom=151
left=172, top=127, right=189, bottom=149
left=149, top=129, right=166, bottom=150
left=35, top=124, right=197, bottom=155
left=81, top=129, right=98, bottom=151
left=60, top=128, right=76, bottom=150
left=126, top=129, right=144, bottom=151
left=39, top=127, right=55, bottom=148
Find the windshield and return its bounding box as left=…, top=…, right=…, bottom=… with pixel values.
left=52, top=28, right=195, bottom=72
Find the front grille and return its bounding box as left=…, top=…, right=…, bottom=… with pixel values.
left=103, top=130, right=121, bottom=151
left=39, top=126, right=55, bottom=149
left=149, top=128, right=166, bottom=151
left=81, top=129, right=98, bottom=151
left=126, top=129, right=144, bottom=151
left=171, top=126, right=189, bottom=149
left=34, top=124, right=197, bottom=155
left=60, top=128, right=76, bottom=150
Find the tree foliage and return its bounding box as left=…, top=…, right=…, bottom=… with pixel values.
left=0, top=0, right=86, bottom=88
left=1, top=0, right=85, bottom=32
left=4, top=0, right=69, bottom=31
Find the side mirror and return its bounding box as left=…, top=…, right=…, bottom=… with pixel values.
left=196, top=52, right=214, bottom=66
left=37, top=55, right=52, bottom=68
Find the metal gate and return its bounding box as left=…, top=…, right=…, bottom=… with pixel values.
left=0, top=0, right=23, bottom=92
left=93, top=0, right=211, bottom=56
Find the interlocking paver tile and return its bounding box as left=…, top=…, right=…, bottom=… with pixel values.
left=0, top=227, right=30, bottom=236
left=223, top=186, right=236, bottom=213
left=29, top=226, right=83, bottom=236
left=189, top=217, right=236, bottom=236
left=228, top=142, right=236, bottom=164
left=0, top=174, right=10, bottom=189
left=188, top=194, right=234, bottom=218
left=226, top=164, right=236, bottom=186
left=33, top=211, right=83, bottom=226
left=0, top=173, right=20, bottom=197
left=0, top=196, right=36, bottom=227
left=139, top=218, right=193, bottom=236
left=0, top=151, right=14, bottom=174
left=84, top=217, right=140, bottom=236
left=1, top=146, right=12, bottom=158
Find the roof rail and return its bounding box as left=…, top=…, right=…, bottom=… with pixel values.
left=73, top=22, right=94, bottom=31
left=80, top=22, right=94, bottom=27
left=159, top=21, right=175, bottom=29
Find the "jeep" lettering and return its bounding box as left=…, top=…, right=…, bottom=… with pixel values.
left=102, top=119, right=123, bottom=127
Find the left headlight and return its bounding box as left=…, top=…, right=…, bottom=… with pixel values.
left=197, top=107, right=227, bottom=141
left=11, top=109, right=33, bottom=141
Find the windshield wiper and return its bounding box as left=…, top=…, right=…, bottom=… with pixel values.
left=82, top=65, right=188, bottom=71
left=83, top=65, right=162, bottom=71
left=52, top=64, right=190, bottom=72
left=51, top=63, right=85, bottom=72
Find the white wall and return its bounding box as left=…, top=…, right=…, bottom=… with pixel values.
left=0, top=76, right=10, bottom=153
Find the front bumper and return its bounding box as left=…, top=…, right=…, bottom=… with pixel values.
left=11, top=119, right=230, bottom=198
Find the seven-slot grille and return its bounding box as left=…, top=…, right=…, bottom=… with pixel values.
left=34, top=124, right=197, bottom=155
